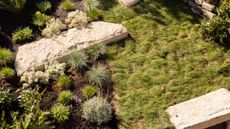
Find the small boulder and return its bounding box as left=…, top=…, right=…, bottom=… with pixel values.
left=119, top=0, right=141, bottom=7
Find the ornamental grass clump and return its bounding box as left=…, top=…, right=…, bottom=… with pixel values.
left=60, top=0, right=75, bottom=11
left=0, top=67, right=15, bottom=79
left=83, top=0, right=100, bottom=10
left=0, top=48, right=12, bottom=66
left=58, top=90, right=73, bottom=104
left=12, top=27, right=33, bottom=42
left=87, top=65, right=110, bottom=88
left=86, top=44, right=107, bottom=61
left=57, top=75, right=72, bottom=89
left=68, top=51, right=89, bottom=71
left=42, top=18, right=66, bottom=38
left=37, top=1, right=52, bottom=12
left=82, top=85, right=97, bottom=98
left=65, top=10, right=88, bottom=28
left=82, top=96, right=112, bottom=124
left=51, top=103, right=70, bottom=123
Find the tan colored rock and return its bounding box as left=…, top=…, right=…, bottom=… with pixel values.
left=119, top=0, right=140, bottom=7
left=194, top=0, right=203, bottom=5
left=202, top=8, right=216, bottom=19
left=166, top=88, right=230, bottom=129
left=202, top=2, right=215, bottom=12
left=15, top=21, right=128, bottom=75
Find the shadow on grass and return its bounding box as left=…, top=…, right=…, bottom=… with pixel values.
left=99, top=0, right=118, bottom=10
left=133, top=0, right=201, bottom=25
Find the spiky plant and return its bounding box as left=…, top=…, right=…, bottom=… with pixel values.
left=83, top=0, right=100, bottom=10
left=0, top=48, right=12, bottom=66
left=0, top=67, right=15, bottom=79
left=68, top=51, right=89, bottom=71
left=82, top=85, right=97, bottom=98
left=60, top=0, right=75, bottom=11
left=86, top=44, right=107, bottom=61
left=82, top=96, right=112, bottom=124
left=12, top=27, right=33, bottom=42
left=57, top=75, right=72, bottom=89
left=37, top=1, right=52, bottom=13
left=0, top=0, right=27, bottom=13
left=51, top=103, right=70, bottom=123
left=87, top=65, right=110, bottom=88
left=58, top=90, right=73, bottom=104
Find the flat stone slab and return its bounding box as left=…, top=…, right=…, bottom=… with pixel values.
left=119, top=0, right=141, bottom=7
left=166, top=88, right=230, bottom=129
left=15, top=21, right=128, bottom=75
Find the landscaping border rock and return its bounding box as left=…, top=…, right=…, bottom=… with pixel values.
left=15, top=21, right=128, bottom=75
left=166, top=88, right=230, bottom=129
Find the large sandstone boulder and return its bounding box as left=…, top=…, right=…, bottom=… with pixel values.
left=15, top=21, right=128, bottom=75
left=166, top=88, right=230, bottom=129
left=119, top=0, right=141, bottom=7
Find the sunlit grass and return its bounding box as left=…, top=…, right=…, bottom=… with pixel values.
left=100, top=0, right=230, bottom=128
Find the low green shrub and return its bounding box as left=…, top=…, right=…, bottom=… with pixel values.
left=82, top=85, right=97, bottom=98
left=42, top=18, right=66, bottom=38
left=0, top=48, right=12, bottom=66
left=88, top=8, right=101, bottom=21
left=82, top=96, right=112, bottom=124
left=57, top=75, right=72, bottom=89
left=87, top=65, right=110, bottom=88
left=51, top=103, right=70, bottom=123
left=68, top=51, right=89, bottom=71
left=0, top=0, right=28, bottom=13
left=83, top=0, right=100, bottom=10
left=33, top=11, right=51, bottom=27
left=12, top=27, right=33, bottom=42
left=86, top=44, right=106, bottom=61
left=0, top=67, right=15, bottom=79
left=58, top=90, right=73, bottom=104
left=0, top=89, right=12, bottom=110
left=37, top=1, right=52, bottom=12
left=60, top=0, right=75, bottom=11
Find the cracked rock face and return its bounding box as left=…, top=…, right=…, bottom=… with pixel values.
left=15, top=21, right=128, bottom=75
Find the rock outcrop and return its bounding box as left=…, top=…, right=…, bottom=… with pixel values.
left=15, top=21, right=128, bottom=75
left=184, top=0, right=216, bottom=19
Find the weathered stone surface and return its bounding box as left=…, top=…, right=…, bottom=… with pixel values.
left=194, top=0, right=203, bottom=5
left=119, top=0, right=140, bottom=7
left=202, top=2, right=215, bottom=12
left=166, top=88, right=230, bottom=129
left=202, top=8, right=216, bottom=19
left=15, top=21, right=128, bottom=75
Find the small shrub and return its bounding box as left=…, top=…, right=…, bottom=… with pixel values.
left=51, top=103, right=70, bottom=123
left=0, top=0, right=28, bottom=13
left=82, top=96, right=112, bottom=124
left=0, top=48, right=12, bottom=66
left=0, top=89, right=11, bottom=110
left=12, top=27, right=33, bottom=42
left=0, top=67, right=15, bottom=79
left=88, top=8, right=101, bottom=21
left=68, top=51, right=88, bottom=71
left=82, top=85, right=97, bottom=98
left=65, top=10, right=88, bottom=28
left=33, top=11, right=51, bottom=27
left=87, top=65, right=110, bottom=88
left=83, top=0, right=100, bottom=10
left=58, top=90, right=73, bottom=104
left=60, top=0, right=75, bottom=11
left=57, top=75, right=72, bottom=89
left=37, top=1, right=52, bottom=12
left=86, top=43, right=107, bottom=61
left=42, top=18, right=66, bottom=38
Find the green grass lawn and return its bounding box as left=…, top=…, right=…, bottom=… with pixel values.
left=100, top=0, right=230, bottom=128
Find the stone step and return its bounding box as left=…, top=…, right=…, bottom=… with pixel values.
left=15, top=21, right=128, bottom=75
